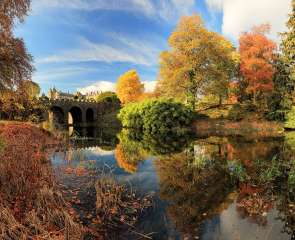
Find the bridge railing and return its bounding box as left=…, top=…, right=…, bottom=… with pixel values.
left=47, top=98, right=98, bottom=104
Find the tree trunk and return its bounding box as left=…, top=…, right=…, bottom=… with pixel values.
left=219, top=95, right=222, bottom=106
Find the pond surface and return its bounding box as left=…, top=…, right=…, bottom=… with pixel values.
left=51, top=130, right=295, bottom=240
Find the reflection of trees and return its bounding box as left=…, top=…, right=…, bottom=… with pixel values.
left=114, top=129, right=147, bottom=173
left=224, top=136, right=295, bottom=229
left=222, top=137, right=283, bottom=169
left=276, top=190, right=295, bottom=237
left=155, top=136, right=295, bottom=237
left=141, top=131, right=192, bottom=156
left=114, top=128, right=193, bottom=173
left=155, top=149, right=234, bottom=237
left=115, top=144, right=140, bottom=173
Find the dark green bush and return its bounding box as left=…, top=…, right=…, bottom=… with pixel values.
left=96, top=92, right=120, bottom=105
left=143, top=100, right=194, bottom=136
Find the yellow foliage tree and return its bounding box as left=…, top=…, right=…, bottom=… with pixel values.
left=116, top=70, right=144, bottom=104
left=155, top=15, right=239, bottom=109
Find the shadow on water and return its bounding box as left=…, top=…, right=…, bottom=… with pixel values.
left=50, top=126, right=295, bottom=240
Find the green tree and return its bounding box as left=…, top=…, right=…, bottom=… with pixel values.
left=156, top=15, right=238, bottom=109
left=281, top=0, right=295, bottom=84
left=267, top=57, right=293, bottom=121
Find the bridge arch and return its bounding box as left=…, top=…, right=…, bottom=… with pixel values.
left=49, top=106, right=65, bottom=128
left=69, top=106, right=83, bottom=124
left=86, top=108, right=95, bottom=122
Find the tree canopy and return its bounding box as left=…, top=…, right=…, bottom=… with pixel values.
left=239, top=24, right=277, bottom=105
left=155, top=15, right=238, bottom=109
left=0, top=0, right=33, bottom=91
left=116, top=70, right=144, bottom=104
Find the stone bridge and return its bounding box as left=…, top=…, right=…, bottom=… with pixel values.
left=47, top=99, right=107, bottom=136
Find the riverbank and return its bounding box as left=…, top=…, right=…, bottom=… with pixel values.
left=193, top=119, right=285, bottom=138
left=0, top=122, right=153, bottom=239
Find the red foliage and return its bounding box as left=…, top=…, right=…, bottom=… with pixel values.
left=239, top=24, right=277, bottom=100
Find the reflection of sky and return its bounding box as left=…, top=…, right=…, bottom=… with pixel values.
left=201, top=202, right=290, bottom=240
left=50, top=141, right=292, bottom=240
left=51, top=147, right=160, bottom=193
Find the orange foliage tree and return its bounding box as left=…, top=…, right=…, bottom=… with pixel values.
left=116, top=70, right=144, bottom=104
left=239, top=24, right=277, bottom=106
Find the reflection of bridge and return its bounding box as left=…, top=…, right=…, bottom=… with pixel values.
left=48, top=99, right=106, bottom=136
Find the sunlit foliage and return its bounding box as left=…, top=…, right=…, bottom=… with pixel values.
left=239, top=24, right=277, bottom=107
left=118, top=99, right=193, bottom=134
left=0, top=82, right=46, bottom=122
left=116, top=70, right=144, bottom=104
left=285, top=106, right=295, bottom=129
left=156, top=14, right=238, bottom=109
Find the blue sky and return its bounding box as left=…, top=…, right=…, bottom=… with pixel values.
left=15, top=0, right=292, bottom=95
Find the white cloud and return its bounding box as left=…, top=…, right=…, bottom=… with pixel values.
left=78, top=80, right=157, bottom=94
left=37, top=35, right=162, bottom=66
left=143, top=80, right=157, bottom=92
left=32, top=0, right=196, bottom=21
left=78, top=81, right=116, bottom=94
left=205, top=0, right=292, bottom=42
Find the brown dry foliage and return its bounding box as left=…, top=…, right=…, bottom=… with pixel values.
left=0, top=0, right=30, bottom=32
left=0, top=123, right=83, bottom=239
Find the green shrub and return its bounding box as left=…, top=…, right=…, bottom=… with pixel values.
left=285, top=106, right=295, bottom=129
left=96, top=92, right=121, bottom=105
left=143, top=100, right=193, bottom=136
left=227, top=104, right=245, bottom=121
left=118, top=100, right=156, bottom=129
left=118, top=99, right=194, bottom=134
left=288, top=165, right=295, bottom=187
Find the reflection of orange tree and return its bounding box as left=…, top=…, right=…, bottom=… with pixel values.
left=115, top=144, right=138, bottom=173
left=155, top=150, right=234, bottom=237
left=114, top=129, right=147, bottom=173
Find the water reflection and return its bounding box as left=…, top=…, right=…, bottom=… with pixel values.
left=51, top=129, right=295, bottom=240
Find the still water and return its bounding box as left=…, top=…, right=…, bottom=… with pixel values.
left=51, top=129, right=295, bottom=240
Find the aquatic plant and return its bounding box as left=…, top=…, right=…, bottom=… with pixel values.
left=227, top=160, right=248, bottom=182
left=95, top=175, right=153, bottom=237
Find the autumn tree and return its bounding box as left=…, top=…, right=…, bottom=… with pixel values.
left=155, top=15, right=238, bottom=109
left=116, top=70, right=144, bottom=104
left=0, top=0, right=31, bottom=32
left=18, top=80, right=40, bottom=99
left=239, top=24, right=277, bottom=107
left=0, top=0, right=33, bottom=90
